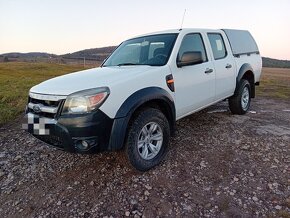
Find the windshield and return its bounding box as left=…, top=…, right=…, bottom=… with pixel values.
left=103, top=34, right=178, bottom=67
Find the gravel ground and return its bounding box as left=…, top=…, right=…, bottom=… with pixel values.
left=0, top=97, right=289, bottom=218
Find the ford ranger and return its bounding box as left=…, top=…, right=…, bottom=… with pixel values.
left=24, top=28, right=262, bottom=171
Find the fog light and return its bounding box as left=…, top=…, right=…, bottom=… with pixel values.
left=81, top=140, right=89, bottom=149
left=74, top=138, right=97, bottom=151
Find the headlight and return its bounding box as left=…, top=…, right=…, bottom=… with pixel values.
left=62, top=87, right=110, bottom=114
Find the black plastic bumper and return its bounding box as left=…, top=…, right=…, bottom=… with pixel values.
left=26, top=110, right=114, bottom=153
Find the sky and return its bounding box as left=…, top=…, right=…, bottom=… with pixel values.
left=0, top=0, right=290, bottom=60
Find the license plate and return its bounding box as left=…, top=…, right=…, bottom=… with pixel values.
left=22, top=113, right=56, bottom=135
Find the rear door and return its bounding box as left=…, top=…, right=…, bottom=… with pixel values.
left=173, top=32, right=215, bottom=118
left=207, top=32, right=236, bottom=100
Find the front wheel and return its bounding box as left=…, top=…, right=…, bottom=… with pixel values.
left=125, top=108, right=170, bottom=171
left=229, top=79, right=251, bottom=115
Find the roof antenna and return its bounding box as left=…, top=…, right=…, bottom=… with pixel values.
left=179, top=9, right=187, bottom=30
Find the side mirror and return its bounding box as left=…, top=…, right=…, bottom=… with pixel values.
left=177, top=51, right=203, bottom=68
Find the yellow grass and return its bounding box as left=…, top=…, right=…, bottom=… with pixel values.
left=0, top=62, right=90, bottom=126
left=257, top=68, right=290, bottom=99
left=0, top=63, right=289, bottom=126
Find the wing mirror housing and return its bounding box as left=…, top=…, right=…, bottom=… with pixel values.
left=177, top=51, right=203, bottom=68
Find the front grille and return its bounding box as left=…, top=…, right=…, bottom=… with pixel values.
left=30, top=98, right=60, bottom=107
left=27, top=96, right=65, bottom=119
left=34, top=135, right=64, bottom=148
left=27, top=108, right=56, bottom=118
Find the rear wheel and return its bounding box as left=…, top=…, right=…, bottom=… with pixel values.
left=125, top=108, right=170, bottom=171
left=229, top=79, right=251, bottom=115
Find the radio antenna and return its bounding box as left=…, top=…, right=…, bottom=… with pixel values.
left=180, top=9, right=187, bottom=30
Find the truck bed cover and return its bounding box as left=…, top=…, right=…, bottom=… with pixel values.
left=222, top=29, right=259, bottom=56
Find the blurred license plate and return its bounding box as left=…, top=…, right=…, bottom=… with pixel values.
left=22, top=113, right=56, bottom=135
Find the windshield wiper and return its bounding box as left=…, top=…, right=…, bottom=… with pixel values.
left=104, top=63, right=150, bottom=67
left=117, top=63, right=137, bottom=66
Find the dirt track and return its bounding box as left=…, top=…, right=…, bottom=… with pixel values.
left=0, top=97, right=289, bottom=217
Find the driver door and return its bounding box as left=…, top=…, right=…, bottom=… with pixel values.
left=173, top=33, right=215, bottom=118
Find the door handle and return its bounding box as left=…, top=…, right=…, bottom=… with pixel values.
left=205, top=68, right=213, bottom=74
left=226, top=64, right=232, bottom=69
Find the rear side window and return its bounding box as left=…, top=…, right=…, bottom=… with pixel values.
left=178, top=33, right=207, bottom=63
left=208, top=33, right=227, bottom=60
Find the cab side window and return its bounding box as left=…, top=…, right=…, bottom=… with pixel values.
left=208, top=33, right=227, bottom=60
left=178, top=33, right=208, bottom=63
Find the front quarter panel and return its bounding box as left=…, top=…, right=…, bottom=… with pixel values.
left=99, top=65, right=175, bottom=119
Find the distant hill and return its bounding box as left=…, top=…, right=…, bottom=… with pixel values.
left=1, top=48, right=290, bottom=69
left=61, top=46, right=116, bottom=61
left=1, top=52, right=57, bottom=59
left=262, top=57, right=290, bottom=68
left=62, top=49, right=290, bottom=68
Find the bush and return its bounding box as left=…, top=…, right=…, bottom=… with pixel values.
left=3, top=56, right=9, bottom=62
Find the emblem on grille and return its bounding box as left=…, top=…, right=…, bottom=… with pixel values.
left=33, top=105, right=41, bottom=113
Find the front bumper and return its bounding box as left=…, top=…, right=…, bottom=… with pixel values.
left=24, top=110, right=114, bottom=153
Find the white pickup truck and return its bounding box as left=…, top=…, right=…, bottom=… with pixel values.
left=25, top=28, right=262, bottom=171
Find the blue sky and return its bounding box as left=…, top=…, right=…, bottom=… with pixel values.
left=0, top=0, right=290, bottom=59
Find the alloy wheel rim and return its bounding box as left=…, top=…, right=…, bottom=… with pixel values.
left=241, top=86, right=250, bottom=110
left=137, top=122, right=163, bottom=160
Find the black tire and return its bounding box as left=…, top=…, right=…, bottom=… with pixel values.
left=125, top=108, right=170, bottom=171
left=229, top=79, right=251, bottom=115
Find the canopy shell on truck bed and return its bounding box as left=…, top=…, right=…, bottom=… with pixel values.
left=222, top=29, right=259, bottom=57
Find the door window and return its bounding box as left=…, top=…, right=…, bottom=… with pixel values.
left=178, top=33, right=208, bottom=63
left=208, top=33, right=227, bottom=60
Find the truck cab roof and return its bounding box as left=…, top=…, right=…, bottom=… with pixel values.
left=134, top=28, right=222, bottom=37
left=134, top=28, right=259, bottom=57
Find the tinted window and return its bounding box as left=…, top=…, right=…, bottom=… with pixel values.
left=103, top=34, right=178, bottom=67
left=178, top=33, right=207, bottom=63
left=208, top=33, right=227, bottom=59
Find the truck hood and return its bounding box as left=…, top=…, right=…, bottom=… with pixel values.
left=30, top=66, right=155, bottom=96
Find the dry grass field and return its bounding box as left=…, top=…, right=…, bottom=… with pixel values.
left=0, top=63, right=289, bottom=126
left=0, top=62, right=89, bottom=126
left=257, top=68, right=290, bottom=99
